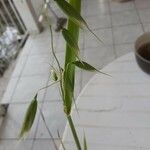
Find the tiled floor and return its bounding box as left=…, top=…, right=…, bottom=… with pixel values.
left=0, top=0, right=150, bottom=149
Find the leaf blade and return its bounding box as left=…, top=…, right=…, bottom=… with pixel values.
left=72, top=61, right=110, bottom=76
left=62, top=64, right=73, bottom=115
left=19, top=94, right=38, bottom=139
left=54, top=0, right=87, bottom=28
left=83, top=134, right=88, bottom=150
left=62, top=28, right=80, bottom=60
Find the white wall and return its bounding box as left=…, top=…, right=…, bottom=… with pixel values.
left=13, top=0, right=43, bottom=34
left=31, top=0, right=45, bottom=17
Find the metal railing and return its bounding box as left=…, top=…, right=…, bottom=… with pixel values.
left=0, top=0, right=27, bottom=36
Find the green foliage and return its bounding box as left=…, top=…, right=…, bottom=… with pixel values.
left=19, top=94, right=37, bottom=138
left=72, top=61, right=109, bottom=76
left=54, top=0, right=86, bottom=29
left=62, top=28, right=80, bottom=60
left=83, top=134, right=88, bottom=150
left=20, top=0, right=107, bottom=149
left=50, top=69, right=58, bottom=81
left=72, top=61, right=99, bottom=72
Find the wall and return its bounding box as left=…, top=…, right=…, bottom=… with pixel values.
left=31, top=0, right=44, bottom=18
left=13, top=0, right=43, bottom=34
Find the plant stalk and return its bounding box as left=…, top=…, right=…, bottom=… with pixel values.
left=67, top=115, right=81, bottom=150
left=63, top=0, right=82, bottom=149
left=64, top=0, right=81, bottom=88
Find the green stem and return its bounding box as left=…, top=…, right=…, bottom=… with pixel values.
left=49, top=25, right=61, bottom=72
left=64, top=0, right=82, bottom=149
left=64, top=0, right=81, bottom=88
left=67, top=115, right=81, bottom=150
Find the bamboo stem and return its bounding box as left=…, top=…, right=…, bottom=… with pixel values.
left=67, top=115, right=81, bottom=150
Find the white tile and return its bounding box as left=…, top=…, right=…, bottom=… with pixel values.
left=110, top=1, right=135, bottom=13
left=63, top=142, right=140, bottom=150
left=113, top=24, right=143, bottom=44
left=44, top=82, right=61, bottom=101
left=0, top=140, right=33, bottom=150
left=85, top=1, right=110, bottom=16
left=143, top=23, right=150, bottom=32
left=72, top=111, right=150, bottom=128
left=83, top=46, right=114, bottom=69
left=86, top=14, right=111, bottom=30
left=65, top=126, right=137, bottom=147
left=81, top=71, right=96, bottom=88
left=53, top=51, right=65, bottom=68
left=114, top=43, right=134, bottom=57
left=138, top=9, right=150, bottom=23
left=11, top=56, right=27, bottom=78
left=12, top=75, right=48, bottom=103
left=1, top=77, right=18, bottom=104
left=135, top=0, right=150, bottom=9
left=112, top=10, right=140, bottom=26
left=0, top=103, right=39, bottom=139
left=22, top=54, right=53, bottom=76
left=35, top=101, right=66, bottom=139
left=32, top=139, right=60, bottom=150
left=84, top=28, right=113, bottom=48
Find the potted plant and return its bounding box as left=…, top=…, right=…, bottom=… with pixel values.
left=19, top=0, right=106, bottom=149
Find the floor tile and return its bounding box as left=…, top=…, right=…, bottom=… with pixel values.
left=111, top=10, right=140, bottom=27
left=44, top=82, right=61, bottom=101
left=85, top=1, right=110, bottom=16
left=84, top=28, right=113, bottom=48
left=22, top=54, right=53, bottom=76
left=143, top=23, right=150, bottom=32
left=32, top=139, right=60, bottom=150
left=0, top=140, right=33, bottom=150
left=138, top=9, right=150, bottom=23
left=114, top=43, right=134, bottom=57
left=135, top=0, right=150, bottom=9
left=35, top=101, right=66, bottom=139
left=53, top=51, right=65, bottom=68
left=115, top=43, right=135, bottom=56
left=81, top=71, right=96, bottom=89
left=110, top=0, right=135, bottom=13
left=83, top=45, right=114, bottom=69
left=12, top=75, right=48, bottom=103
left=113, top=24, right=143, bottom=44
left=86, top=14, right=111, bottom=30
left=0, top=103, right=39, bottom=139
left=11, top=56, right=28, bottom=78
left=1, top=77, right=18, bottom=104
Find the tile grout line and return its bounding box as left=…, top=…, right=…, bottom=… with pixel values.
left=4, top=52, right=31, bottom=104
left=108, top=0, right=117, bottom=59
left=133, top=0, right=145, bottom=33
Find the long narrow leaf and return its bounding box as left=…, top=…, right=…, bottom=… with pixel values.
left=62, top=28, right=80, bottom=60
left=19, top=94, right=38, bottom=138
left=62, top=64, right=73, bottom=115
left=54, top=0, right=103, bottom=43
left=83, top=134, right=88, bottom=150
left=72, top=61, right=110, bottom=76
left=61, top=0, right=82, bottom=149
left=54, top=0, right=86, bottom=29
